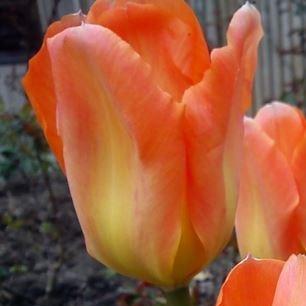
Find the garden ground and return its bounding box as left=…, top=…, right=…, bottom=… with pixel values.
left=0, top=173, right=239, bottom=306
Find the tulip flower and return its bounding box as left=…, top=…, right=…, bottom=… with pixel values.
left=236, top=102, right=306, bottom=260
left=23, top=0, right=262, bottom=288
left=216, top=254, right=306, bottom=306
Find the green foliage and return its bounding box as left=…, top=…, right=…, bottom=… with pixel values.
left=9, top=264, right=28, bottom=274
left=0, top=101, right=57, bottom=182
left=2, top=212, right=24, bottom=230
left=39, top=221, right=59, bottom=239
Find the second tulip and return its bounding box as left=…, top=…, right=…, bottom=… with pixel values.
left=236, top=102, right=306, bottom=259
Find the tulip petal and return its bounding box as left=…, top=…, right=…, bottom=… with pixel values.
left=272, top=255, right=306, bottom=306
left=22, top=13, right=85, bottom=171
left=292, top=134, right=306, bottom=251
left=254, top=102, right=306, bottom=254
left=255, top=102, right=305, bottom=162
left=236, top=118, right=300, bottom=259
left=46, top=23, right=202, bottom=286
left=87, top=0, right=210, bottom=101
left=216, top=256, right=284, bottom=306
left=182, top=3, right=263, bottom=260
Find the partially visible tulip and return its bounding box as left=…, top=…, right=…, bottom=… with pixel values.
left=216, top=254, right=306, bottom=306
left=236, top=102, right=306, bottom=259
left=23, top=0, right=262, bottom=288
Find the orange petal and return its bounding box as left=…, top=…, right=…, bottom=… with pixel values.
left=22, top=13, right=85, bottom=171
left=292, top=133, right=306, bottom=251
left=87, top=0, right=210, bottom=101
left=182, top=3, right=263, bottom=261
left=272, top=255, right=306, bottom=306
left=46, top=23, right=200, bottom=287
left=255, top=102, right=306, bottom=254
left=236, top=118, right=300, bottom=259
left=255, top=102, right=306, bottom=162
left=216, top=256, right=284, bottom=306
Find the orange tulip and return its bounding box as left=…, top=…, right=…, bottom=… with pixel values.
left=216, top=254, right=306, bottom=306
left=23, top=1, right=262, bottom=287
left=236, top=102, right=306, bottom=260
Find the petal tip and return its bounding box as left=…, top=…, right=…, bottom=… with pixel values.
left=245, top=253, right=255, bottom=261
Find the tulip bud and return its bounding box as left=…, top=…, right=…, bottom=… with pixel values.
left=23, top=0, right=262, bottom=287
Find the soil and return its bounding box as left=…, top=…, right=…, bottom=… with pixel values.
left=0, top=173, right=240, bottom=306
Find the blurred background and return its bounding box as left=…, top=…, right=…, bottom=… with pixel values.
left=0, top=1, right=305, bottom=306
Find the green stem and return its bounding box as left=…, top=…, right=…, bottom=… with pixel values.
left=164, top=287, right=192, bottom=306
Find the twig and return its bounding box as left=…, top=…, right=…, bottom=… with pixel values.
left=34, top=148, right=65, bottom=296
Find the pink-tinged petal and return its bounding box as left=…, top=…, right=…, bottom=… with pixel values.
left=22, top=13, right=85, bottom=171
left=216, top=256, right=284, bottom=306
left=236, top=118, right=300, bottom=259
left=255, top=102, right=306, bottom=254
left=87, top=0, right=210, bottom=101
left=47, top=23, right=205, bottom=287
left=255, top=102, right=306, bottom=162
left=183, top=3, right=263, bottom=261
left=272, top=255, right=306, bottom=306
